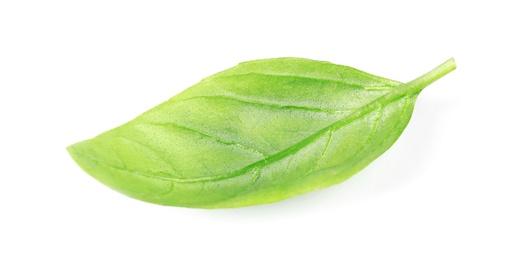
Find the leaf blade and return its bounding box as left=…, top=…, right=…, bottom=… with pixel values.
left=67, top=58, right=455, bottom=208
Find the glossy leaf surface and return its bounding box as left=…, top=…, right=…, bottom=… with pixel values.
left=68, top=58, right=456, bottom=208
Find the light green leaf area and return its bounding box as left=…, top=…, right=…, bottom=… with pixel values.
left=68, top=57, right=456, bottom=208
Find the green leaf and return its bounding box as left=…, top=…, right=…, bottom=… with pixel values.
left=67, top=57, right=456, bottom=208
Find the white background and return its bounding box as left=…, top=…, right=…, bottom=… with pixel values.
left=1, top=1, right=510, bottom=259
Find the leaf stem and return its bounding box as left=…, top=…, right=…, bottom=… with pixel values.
left=370, top=58, right=456, bottom=108
left=334, top=58, right=456, bottom=137
left=397, top=58, right=456, bottom=95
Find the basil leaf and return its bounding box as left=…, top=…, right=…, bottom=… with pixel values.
left=67, top=58, right=456, bottom=208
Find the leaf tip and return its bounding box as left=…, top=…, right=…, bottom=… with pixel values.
left=66, top=141, right=95, bottom=173
left=66, top=143, right=78, bottom=161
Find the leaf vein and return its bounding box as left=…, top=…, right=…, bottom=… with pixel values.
left=116, top=136, right=183, bottom=178
left=304, top=129, right=333, bottom=177
left=140, top=121, right=269, bottom=158
left=348, top=106, right=384, bottom=160
left=221, top=72, right=395, bottom=91
left=219, top=168, right=261, bottom=203
left=179, top=95, right=349, bottom=115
